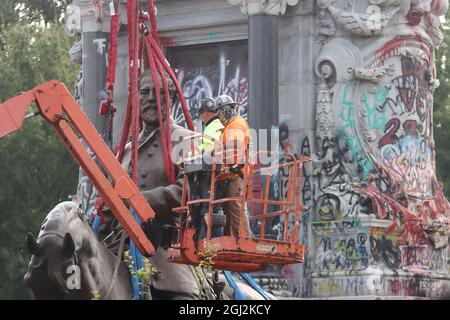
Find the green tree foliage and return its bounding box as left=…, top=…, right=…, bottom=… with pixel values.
left=0, top=0, right=70, bottom=30
left=0, top=22, right=78, bottom=101
left=434, top=17, right=450, bottom=197
left=0, top=20, right=79, bottom=298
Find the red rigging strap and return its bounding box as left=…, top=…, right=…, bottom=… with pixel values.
left=138, top=33, right=144, bottom=127
left=115, top=2, right=135, bottom=163
left=147, top=0, right=159, bottom=45
left=145, top=35, right=195, bottom=131
left=126, top=0, right=141, bottom=184
left=116, top=1, right=194, bottom=177
left=116, top=2, right=143, bottom=166
left=116, top=98, right=132, bottom=162
left=153, top=50, right=176, bottom=183
left=98, top=6, right=119, bottom=145
left=145, top=40, right=175, bottom=183
left=106, top=12, right=119, bottom=91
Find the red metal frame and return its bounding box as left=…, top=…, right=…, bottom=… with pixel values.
left=0, top=81, right=155, bottom=257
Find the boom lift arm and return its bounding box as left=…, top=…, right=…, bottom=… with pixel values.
left=0, top=80, right=155, bottom=257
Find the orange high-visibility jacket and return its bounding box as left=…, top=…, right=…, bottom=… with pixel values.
left=219, top=115, right=250, bottom=180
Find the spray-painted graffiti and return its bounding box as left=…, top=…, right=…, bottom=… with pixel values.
left=312, top=218, right=362, bottom=236
left=387, top=277, right=450, bottom=297
left=314, top=274, right=450, bottom=297
left=339, top=84, right=374, bottom=180
left=370, top=233, right=401, bottom=270
left=316, top=233, right=369, bottom=276
left=325, top=53, right=443, bottom=236
left=399, top=244, right=430, bottom=269
left=167, top=41, right=248, bottom=127
left=374, top=56, right=435, bottom=197
left=93, top=38, right=107, bottom=55
left=283, top=0, right=450, bottom=298
left=314, top=276, right=370, bottom=297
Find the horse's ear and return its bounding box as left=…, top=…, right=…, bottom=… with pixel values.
left=63, top=233, right=75, bottom=257
left=26, top=233, right=42, bottom=256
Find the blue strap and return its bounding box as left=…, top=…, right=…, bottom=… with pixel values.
left=224, top=271, right=246, bottom=300
left=239, top=272, right=270, bottom=300
left=92, top=215, right=102, bottom=236
left=130, top=209, right=145, bottom=300
left=89, top=207, right=143, bottom=299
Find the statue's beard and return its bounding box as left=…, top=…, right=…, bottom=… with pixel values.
left=142, top=107, right=167, bottom=129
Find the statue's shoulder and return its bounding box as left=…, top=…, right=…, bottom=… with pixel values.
left=171, top=123, right=194, bottom=142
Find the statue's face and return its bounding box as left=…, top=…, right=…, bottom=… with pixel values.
left=139, top=74, right=172, bottom=127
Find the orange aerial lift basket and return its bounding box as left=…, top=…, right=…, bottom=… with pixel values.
left=168, top=135, right=311, bottom=272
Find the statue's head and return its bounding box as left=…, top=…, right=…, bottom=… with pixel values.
left=139, top=70, right=177, bottom=128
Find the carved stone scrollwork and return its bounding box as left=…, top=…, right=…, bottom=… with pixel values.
left=328, top=5, right=400, bottom=36
left=65, top=4, right=81, bottom=37
left=228, top=0, right=300, bottom=15
left=69, top=42, right=83, bottom=65
left=315, top=38, right=364, bottom=83
left=317, top=0, right=336, bottom=37
left=315, top=39, right=364, bottom=150
left=352, top=65, right=395, bottom=83
left=316, top=76, right=335, bottom=146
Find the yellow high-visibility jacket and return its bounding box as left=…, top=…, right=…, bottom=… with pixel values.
left=200, top=117, right=224, bottom=152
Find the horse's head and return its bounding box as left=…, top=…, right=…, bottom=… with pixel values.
left=23, top=202, right=96, bottom=299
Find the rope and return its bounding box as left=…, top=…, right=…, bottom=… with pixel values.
left=103, top=229, right=127, bottom=299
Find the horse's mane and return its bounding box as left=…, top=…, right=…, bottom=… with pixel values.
left=38, top=201, right=85, bottom=237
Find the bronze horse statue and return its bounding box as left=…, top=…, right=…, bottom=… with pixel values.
left=24, top=202, right=275, bottom=300
left=24, top=202, right=132, bottom=299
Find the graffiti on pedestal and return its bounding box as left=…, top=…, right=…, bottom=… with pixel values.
left=315, top=232, right=370, bottom=276
left=313, top=0, right=450, bottom=240
left=166, top=41, right=248, bottom=128
left=276, top=0, right=450, bottom=298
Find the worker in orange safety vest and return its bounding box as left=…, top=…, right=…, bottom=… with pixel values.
left=215, top=95, right=251, bottom=238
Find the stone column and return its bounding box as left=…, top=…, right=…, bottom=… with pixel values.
left=67, top=0, right=111, bottom=130
left=66, top=0, right=112, bottom=213
left=229, top=0, right=299, bottom=143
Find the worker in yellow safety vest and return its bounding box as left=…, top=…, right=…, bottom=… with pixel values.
left=187, top=97, right=225, bottom=240
left=198, top=97, right=224, bottom=154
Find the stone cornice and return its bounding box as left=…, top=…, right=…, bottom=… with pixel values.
left=228, top=0, right=299, bottom=16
